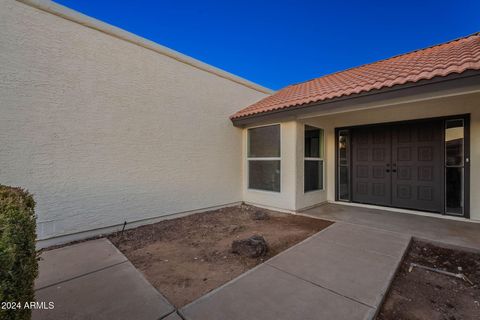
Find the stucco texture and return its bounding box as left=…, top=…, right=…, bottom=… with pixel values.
left=0, top=0, right=268, bottom=241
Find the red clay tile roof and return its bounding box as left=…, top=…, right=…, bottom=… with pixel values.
left=231, top=33, right=480, bottom=120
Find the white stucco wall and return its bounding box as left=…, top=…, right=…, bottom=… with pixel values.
left=0, top=0, right=270, bottom=244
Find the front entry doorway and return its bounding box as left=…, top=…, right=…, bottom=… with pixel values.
left=336, top=115, right=469, bottom=217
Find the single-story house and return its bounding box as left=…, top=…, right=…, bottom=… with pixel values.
left=1, top=0, right=479, bottom=248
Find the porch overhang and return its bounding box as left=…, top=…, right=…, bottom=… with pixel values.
left=232, top=71, right=480, bottom=127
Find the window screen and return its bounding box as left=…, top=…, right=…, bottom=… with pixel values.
left=248, top=125, right=280, bottom=158
left=247, top=125, right=281, bottom=192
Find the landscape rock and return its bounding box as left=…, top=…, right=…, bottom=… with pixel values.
left=231, top=235, right=269, bottom=258
left=251, top=210, right=269, bottom=221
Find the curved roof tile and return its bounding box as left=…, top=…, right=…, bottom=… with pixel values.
left=231, top=33, right=480, bottom=120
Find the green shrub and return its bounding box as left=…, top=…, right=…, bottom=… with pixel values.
left=0, top=185, right=38, bottom=320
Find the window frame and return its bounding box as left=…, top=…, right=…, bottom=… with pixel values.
left=246, top=123, right=282, bottom=193
left=334, top=114, right=470, bottom=218
left=444, top=118, right=466, bottom=216
left=304, top=124, right=325, bottom=193
left=336, top=129, right=351, bottom=201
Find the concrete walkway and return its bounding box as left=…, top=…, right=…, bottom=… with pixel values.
left=33, top=238, right=175, bottom=320
left=301, top=203, right=480, bottom=251
left=34, top=204, right=477, bottom=320
left=180, top=223, right=411, bottom=320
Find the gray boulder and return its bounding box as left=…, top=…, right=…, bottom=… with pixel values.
left=232, top=235, right=269, bottom=258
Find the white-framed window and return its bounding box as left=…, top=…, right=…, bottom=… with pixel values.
left=304, top=125, right=324, bottom=192
left=247, top=124, right=281, bottom=192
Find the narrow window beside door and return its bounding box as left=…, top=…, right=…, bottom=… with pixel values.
left=337, top=130, right=350, bottom=200
left=445, top=119, right=464, bottom=215
left=247, top=125, right=281, bottom=192
left=304, top=125, right=324, bottom=192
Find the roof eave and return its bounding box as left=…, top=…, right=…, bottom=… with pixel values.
left=231, top=70, right=480, bottom=127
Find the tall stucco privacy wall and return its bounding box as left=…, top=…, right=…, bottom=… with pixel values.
left=0, top=0, right=271, bottom=247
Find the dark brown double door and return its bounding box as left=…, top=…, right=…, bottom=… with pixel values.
left=352, top=120, right=443, bottom=212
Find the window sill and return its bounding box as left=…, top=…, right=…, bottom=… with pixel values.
left=246, top=188, right=281, bottom=195
left=304, top=189, right=325, bottom=194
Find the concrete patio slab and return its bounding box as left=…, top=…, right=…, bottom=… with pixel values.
left=302, top=203, right=480, bottom=251
left=33, top=239, right=174, bottom=320
left=180, top=264, right=373, bottom=320
left=35, top=238, right=127, bottom=289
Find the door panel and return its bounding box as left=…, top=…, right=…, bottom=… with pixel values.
left=352, top=126, right=391, bottom=206
left=391, top=121, right=444, bottom=212
left=350, top=120, right=444, bottom=213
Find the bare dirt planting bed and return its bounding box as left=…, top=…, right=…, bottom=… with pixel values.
left=378, top=240, right=480, bottom=320
left=108, top=204, right=332, bottom=307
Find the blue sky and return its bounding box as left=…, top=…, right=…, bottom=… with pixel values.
left=54, top=0, right=479, bottom=90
